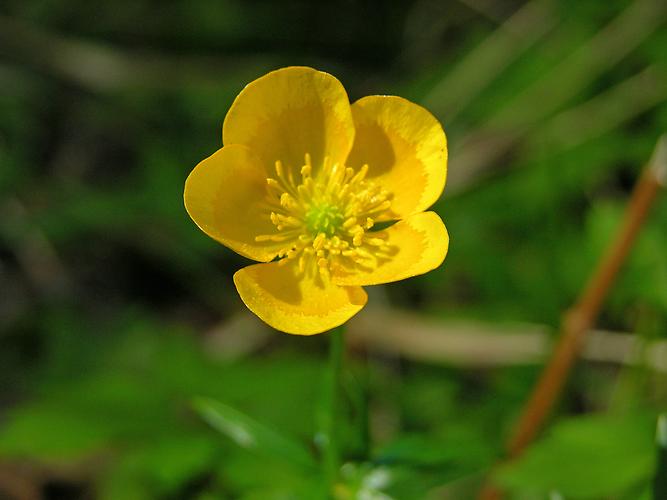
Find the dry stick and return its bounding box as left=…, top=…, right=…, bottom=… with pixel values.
left=479, top=135, right=667, bottom=500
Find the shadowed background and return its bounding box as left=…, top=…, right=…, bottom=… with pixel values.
left=1, top=0, right=667, bottom=498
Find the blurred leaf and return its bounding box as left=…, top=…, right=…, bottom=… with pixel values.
left=374, top=434, right=461, bottom=467
left=130, top=435, right=218, bottom=493
left=655, top=414, right=667, bottom=500
left=100, top=435, right=219, bottom=500
left=497, top=412, right=656, bottom=498
left=193, top=397, right=316, bottom=470
left=0, top=403, right=115, bottom=460
left=218, top=449, right=324, bottom=499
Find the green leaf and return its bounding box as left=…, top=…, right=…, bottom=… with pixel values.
left=0, top=404, right=115, bottom=460
left=497, top=413, right=656, bottom=498
left=99, top=434, right=218, bottom=499
left=374, top=434, right=458, bottom=467
left=193, top=397, right=316, bottom=470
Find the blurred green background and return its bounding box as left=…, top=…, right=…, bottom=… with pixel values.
left=1, top=0, right=667, bottom=498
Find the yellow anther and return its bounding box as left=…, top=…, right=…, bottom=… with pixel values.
left=278, top=215, right=302, bottom=227
left=297, top=184, right=310, bottom=199
left=280, top=193, right=296, bottom=209
left=301, top=164, right=312, bottom=178
left=351, top=164, right=369, bottom=184
left=366, top=200, right=391, bottom=214
left=313, top=233, right=326, bottom=251
left=275, top=160, right=284, bottom=179
left=356, top=247, right=373, bottom=259
left=343, top=217, right=357, bottom=229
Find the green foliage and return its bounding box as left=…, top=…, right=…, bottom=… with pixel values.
left=498, top=413, right=656, bottom=498
left=2, top=0, right=667, bottom=498
left=655, top=414, right=667, bottom=500
left=0, top=315, right=326, bottom=498
left=193, top=397, right=316, bottom=470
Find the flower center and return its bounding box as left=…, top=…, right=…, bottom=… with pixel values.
left=256, top=153, right=394, bottom=278
left=305, top=203, right=344, bottom=237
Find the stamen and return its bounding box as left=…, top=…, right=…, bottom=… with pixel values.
left=343, top=217, right=357, bottom=229
left=275, top=160, right=284, bottom=179
left=313, top=233, right=326, bottom=251
left=258, top=154, right=394, bottom=275
left=301, top=163, right=312, bottom=178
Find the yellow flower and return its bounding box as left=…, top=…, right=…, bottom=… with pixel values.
left=184, top=67, right=449, bottom=335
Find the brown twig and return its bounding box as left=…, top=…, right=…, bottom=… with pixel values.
left=479, top=134, right=667, bottom=499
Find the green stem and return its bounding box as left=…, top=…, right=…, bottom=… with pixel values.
left=318, top=325, right=345, bottom=495
left=349, top=353, right=370, bottom=458
left=654, top=414, right=667, bottom=499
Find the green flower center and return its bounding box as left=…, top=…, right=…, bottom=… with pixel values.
left=256, top=153, right=393, bottom=278
left=305, top=203, right=345, bottom=237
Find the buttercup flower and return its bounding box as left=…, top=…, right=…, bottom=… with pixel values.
left=184, top=67, right=449, bottom=335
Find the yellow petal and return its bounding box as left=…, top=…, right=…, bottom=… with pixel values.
left=223, top=66, right=355, bottom=176
left=346, top=96, right=447, bottom=219
left=332, top=211, right=448, bottom=286
left=233, top=261, right=368, bottom=335
left=184, top=145, right=281, bottom=262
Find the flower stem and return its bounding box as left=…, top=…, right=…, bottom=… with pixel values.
left=318, top=325, right=345, bottom=494
left=654, top=414, right=667, bottom=499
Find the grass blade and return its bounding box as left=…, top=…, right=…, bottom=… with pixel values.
left=193, top=397, right=316, bottom=470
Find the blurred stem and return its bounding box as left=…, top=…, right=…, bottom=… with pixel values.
left=654, top=414, right=667, bottom=499
left=356, top=358, right=371, bottom=457
left=479, top=135, right=667, bottom=500
left=344, top=353, right=370, bottom=459
left=319, top=325, right=345, bottom=495
left=506, top=135, right=667, bottom=458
